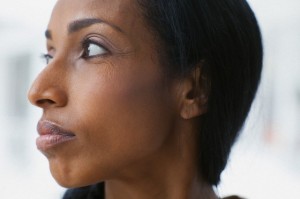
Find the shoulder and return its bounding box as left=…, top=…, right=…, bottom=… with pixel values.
left=62, top=184, right=243, bottom=199
left=62, top=183, right=104, bottom=199
left=223, top=196, right=245, bottom=199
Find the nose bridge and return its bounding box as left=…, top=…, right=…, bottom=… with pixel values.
left=28, top=60, right=68, bottom=108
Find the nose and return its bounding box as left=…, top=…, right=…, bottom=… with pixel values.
left=28, top=68, right=68, bottom=109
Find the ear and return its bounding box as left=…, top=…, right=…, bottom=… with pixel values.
left=179, top=64, right=210, bottom=120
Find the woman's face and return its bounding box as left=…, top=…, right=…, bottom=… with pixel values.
left=28, top=0, right=182, bottom=187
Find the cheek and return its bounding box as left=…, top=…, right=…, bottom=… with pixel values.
left=65, top=64, right=176, bottom=181
left=80, top=71, right=172, bottom=149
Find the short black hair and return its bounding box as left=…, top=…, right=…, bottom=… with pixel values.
left=137, top=0, right=263, bottom=185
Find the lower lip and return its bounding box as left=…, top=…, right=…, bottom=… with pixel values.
left=36, top=134, right=76, bottom=151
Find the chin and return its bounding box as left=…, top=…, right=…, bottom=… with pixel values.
left=51, top=170, right=95, bottom=188
left=48, top=160, right=80, bottom=188
left=50, top=164, right=77, bottom=188
left=48, top=158, right=105, bottom=188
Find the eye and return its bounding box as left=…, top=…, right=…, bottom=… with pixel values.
left=41, top=54, right=53, bottom=64
left=82, top=40, right=108, bottom=59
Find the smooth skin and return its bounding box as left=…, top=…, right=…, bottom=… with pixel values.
left=28, top=0, right=216, bottom=198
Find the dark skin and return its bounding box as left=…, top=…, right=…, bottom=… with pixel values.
left=28, top=0, right=217, bottom=198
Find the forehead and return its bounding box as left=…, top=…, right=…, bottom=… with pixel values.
left=49, top=0, right=140, bottom=33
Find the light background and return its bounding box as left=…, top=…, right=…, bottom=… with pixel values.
left=0, top=0, right=299, bottom=198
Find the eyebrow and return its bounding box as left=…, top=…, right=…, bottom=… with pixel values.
left=45, top=18, right=124, bottom=40
left=69, top=18, right=123, bottom=34
left=45, top=30, right=52, bottom=40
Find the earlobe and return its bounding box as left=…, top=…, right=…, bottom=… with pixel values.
left=180, top=93, right=208, bottom=120
left=179, top=65, right=210, bottom=120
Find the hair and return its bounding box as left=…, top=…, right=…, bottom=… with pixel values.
left=137, top=0, right=263, bottom=185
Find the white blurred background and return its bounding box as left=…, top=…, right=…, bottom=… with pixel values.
left=0, top=0, right=299, bottom=198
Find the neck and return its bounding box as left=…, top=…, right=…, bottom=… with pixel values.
left=104, top=119, right=218, bottom=199
left=105, top=176, right=217, bottom=199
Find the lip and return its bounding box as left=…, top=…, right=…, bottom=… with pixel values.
left=36, top=120, right=76, bottom=151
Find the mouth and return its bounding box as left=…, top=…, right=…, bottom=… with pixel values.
left=36, top=120, right=76, bottom=151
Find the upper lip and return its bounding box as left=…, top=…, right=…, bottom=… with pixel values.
left=37, top=120, right=75, bottom=137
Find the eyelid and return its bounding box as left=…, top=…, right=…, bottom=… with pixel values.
left=46, top=39, right=55, bottom=52
left=81, top=34, right=124, bottom=55
left=83, top=38, right=109, bottom=52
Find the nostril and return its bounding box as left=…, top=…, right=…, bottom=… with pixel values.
left=36, top=99, right=56, bottom=107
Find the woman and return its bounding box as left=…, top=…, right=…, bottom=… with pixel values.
left=28, top=0, right=263, bottom=198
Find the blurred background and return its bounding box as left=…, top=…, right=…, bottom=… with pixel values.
left=0, top=0, right=299, bottom=198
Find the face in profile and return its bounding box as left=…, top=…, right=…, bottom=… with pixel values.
left=28, top=0, right=184, bottom=188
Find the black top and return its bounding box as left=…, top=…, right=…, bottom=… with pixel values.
left=62, top=183, right=242, bottom=199
left=63, top=183, right=104, bottom=199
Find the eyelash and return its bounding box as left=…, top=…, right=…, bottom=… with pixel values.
left=41, top=38, right=109, bottom=64
left=41, top=53, right=53, bottom=64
